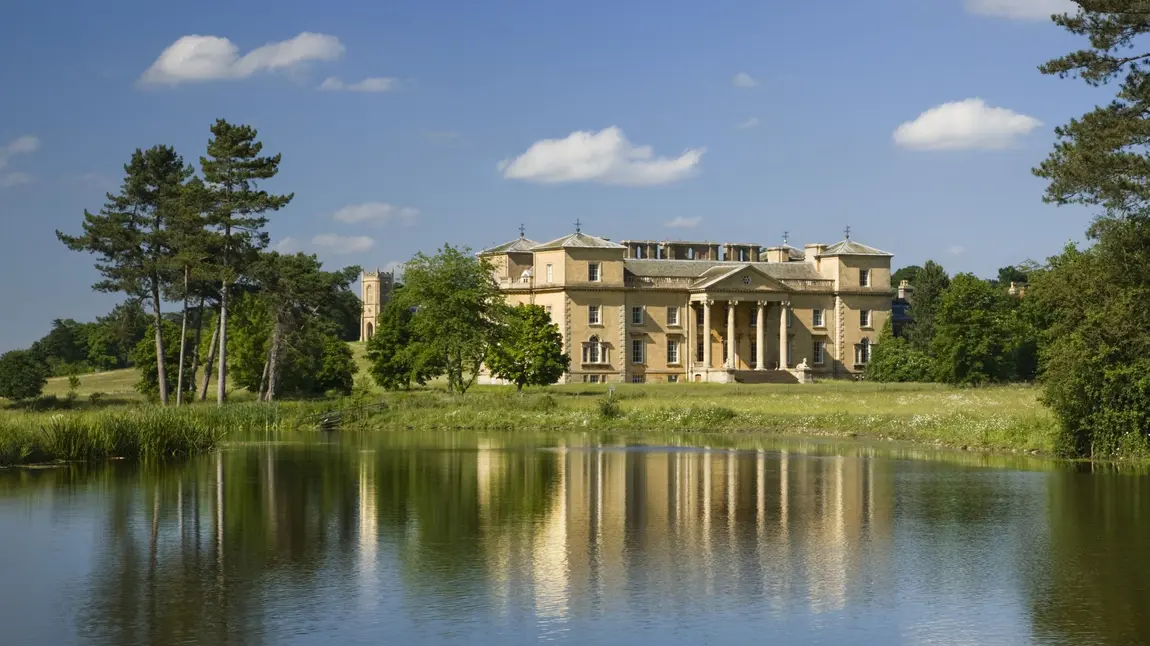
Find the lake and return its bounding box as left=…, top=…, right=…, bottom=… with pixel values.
left=1, top=431, right=1148, bottom=645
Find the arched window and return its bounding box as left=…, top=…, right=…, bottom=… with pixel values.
left=366, top=322, right=375, bottom=341
left=582, top=335, right=604, bottom=364
left=854, top=337, right=870, bottom=366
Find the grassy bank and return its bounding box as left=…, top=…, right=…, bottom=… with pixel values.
left=3, top=381, right=1060, bottom=466
left=0, top=405, right=284, bottom=466
left=333, top=382, right=1059, bottom=454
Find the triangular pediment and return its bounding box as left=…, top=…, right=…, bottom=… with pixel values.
left=691, top=264, right=789, bottom=292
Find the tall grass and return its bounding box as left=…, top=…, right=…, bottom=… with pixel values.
left=0, top=404, right=284, bottom=466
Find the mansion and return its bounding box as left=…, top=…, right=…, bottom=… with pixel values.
left=361, top=229, right=895, bottom=384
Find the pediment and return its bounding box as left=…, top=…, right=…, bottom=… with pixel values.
left=692, top=265, right=789, bottom=292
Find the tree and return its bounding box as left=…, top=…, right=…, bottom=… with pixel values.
left=86, top=301, right=148, bottom=371
left=168, top=177, right=217, bottom=405
left=30, top=319, right=92, bottom=375
left=200, top=119, right=293, bottom=405
left=995, top=265, right=1028, bottom=288
left=906, top=260, right=950, bottom=351
left=930, top=274, right=1016, bottom=385
left=891, top=265, right=923, bottom=286
left=57, top=145, right=193, bottom=405
left=130, top=320, right=193, bottom=400
left=366, top=289, right=440, bottom=390
left=487, top=304, right=569, bottom=391
left=399, top=246, right=506, bottom=394
left=1028, top=3, right=1150, bottom=456
left=0, top=350, right=49, bottom=401
left=866, top=319, right=933, bottom=383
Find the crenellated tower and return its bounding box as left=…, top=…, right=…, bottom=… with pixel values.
left=360, top=268, right=395, bottom=342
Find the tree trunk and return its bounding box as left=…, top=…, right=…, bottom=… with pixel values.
left=176, top=266, right=190, bottom=406
left=151, top=287, right=169, bottom=406
left=265, top=315, right=284, bottom=403
left=217, top=281, right=228, bottom=406
left=188, top=297, right=206, bottom=392
left=199, top=312, right=220, bottom=402
left=258, top=341, right=272, bottom=402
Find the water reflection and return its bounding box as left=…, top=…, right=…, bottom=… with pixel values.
left=1, top=434, right=1148, bottom=645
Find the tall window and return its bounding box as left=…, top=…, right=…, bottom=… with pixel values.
left=860, top=309, right=871, bottom=328
left=813, top=340, right=825, bottom=365
left=859, top=269, right=870, bottom=287
left=546, top=264, right=553, bottom=283
left=812, top=308, right=824, bottom=328
left=696, top=336, right=705, bottom=362
left=631, top=306, right=644, bottom=325
left=855, top=338, right=871, bottom=365
left=667, top=306, right=679, bottom=327
left=583, top=335, right=605, bottom=364
left=786, top=339, right=794, bottom=367
left=750, top=308, right=758, bottom=328
left=696, top=306, right=704, bottom=327
left=588, top=262, right=601, bottom=282
left=667, top=339, right=679, bottom=364
left=631, top=339, right=645, bottom=364
left=589, top=305, right=601, bottom=325
left=786, top=309, right=793, bottom=328
left=750, top=340, right=757, bottom=368
left=544, top=305, right=553, bottom=318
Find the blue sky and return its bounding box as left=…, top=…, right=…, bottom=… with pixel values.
left=0, top=0, right=1098, bottom=351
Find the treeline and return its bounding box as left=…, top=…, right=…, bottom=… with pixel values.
left=365, top=246, right=569, bottom=393
left=0, top=120, right=362, bottom=405
left=869, top=262, right=1038, bottom=385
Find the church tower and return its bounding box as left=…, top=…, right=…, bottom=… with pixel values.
left=360, top=269, right=394, bottom=342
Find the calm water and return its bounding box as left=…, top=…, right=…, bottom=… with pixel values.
left=1, top=431, right=1149, bottom=646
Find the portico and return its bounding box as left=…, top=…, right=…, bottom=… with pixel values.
left=689, top=295, right=794, bottom=382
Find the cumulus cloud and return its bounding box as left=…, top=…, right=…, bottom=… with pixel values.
left=140, top=32, right=344, bottom=85
left=0, top=172, right=32, bottom=188
left=0, top=135, right=40, bottom=170
left=272, top=237, right=301, bottom=253
left=732, top=72, right=758, bottom=88
left=893, top=98, right=1042, bottom=150
left=665, top=216, right=702, bottom=229
left=965, top=0, right=1075, bottom=20
left=736, top=117, right=760, bottom=130
left=318, top=76, right=398, bottom=92
left=500, top=127, right=704, bottom=186
left=312, top=234, right=375, bottom=254
left=331, top=202, right=418, bottom=225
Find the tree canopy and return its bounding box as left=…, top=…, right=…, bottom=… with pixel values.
left=487, top=304, right=570, bottom=391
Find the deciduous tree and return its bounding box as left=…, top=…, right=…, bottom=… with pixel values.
left=487, top=304, right=569, bottom=391
left=0, top=350, right=49, bottom=401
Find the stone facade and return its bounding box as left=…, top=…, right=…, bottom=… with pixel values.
left=473, top=230, right=894, bottom=384
left=359, top=269, right=394, bottom=342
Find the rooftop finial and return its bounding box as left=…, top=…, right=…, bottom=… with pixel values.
left=783, top=230, right=789, bottom=245
left=844, top=225, right=851, bottom=240
left=574, top=218, right=582, bottom=234
left=518, top=223, right=525, bottom=238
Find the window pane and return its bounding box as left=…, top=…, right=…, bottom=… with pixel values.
left=667, top=307, right=678, bottom=326
left=813, top=309, right=823, bottom=327
left=632, top=307, right=643, bottom=325
left=631, top=339, right=644, bottom=364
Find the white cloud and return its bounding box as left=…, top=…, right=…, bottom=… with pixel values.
left=331, top=202, right=418, bottom=225
left=732, top=72, right=758, bottom=88
left=665, top=216, right=702, bottom=229
left=948, top=245, right=965, bottom=255
left=382, top=260, right=405, bottom=276
left=893, top=98, right=1042, bottom=150
left=500, top=127, right=704, bottom=186
left=312, top=234, right=375, bottom=254
left=0, top=135, right=40, bottom=170
left=966, top=0, right=1075, bottom=20
left=140, top=32, right=344, bottom=85
left=272, top=237, right=301, bottom=253
left=0, top=172, right=32, bottom=188
left=736, top=117, right=760, bottom=130
left=318, top=76, right=398, bottom=92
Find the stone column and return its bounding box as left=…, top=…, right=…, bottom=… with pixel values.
left=726, top=300, right=737, bottom=369
left=703, top=300, right=712, bottom=369
left=756, top=301, right=766, bottom=370
left=779, top=301, right=790, bottom=369
left=688, top=303, right=697, bottom=369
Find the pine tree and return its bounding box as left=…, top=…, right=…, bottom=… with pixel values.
left=199, top=119, right=293, bottom=406
left=168, top=177, right=217, bottom=405
left=57, top=145, right=192, bottom=405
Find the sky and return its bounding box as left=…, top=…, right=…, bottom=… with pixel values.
left=0, top=0, right=1103, bottom=351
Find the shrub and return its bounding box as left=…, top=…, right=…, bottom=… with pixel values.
left=598, top=397, right=622, bottom=420
left=0, top=350, right=50, bottom=401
